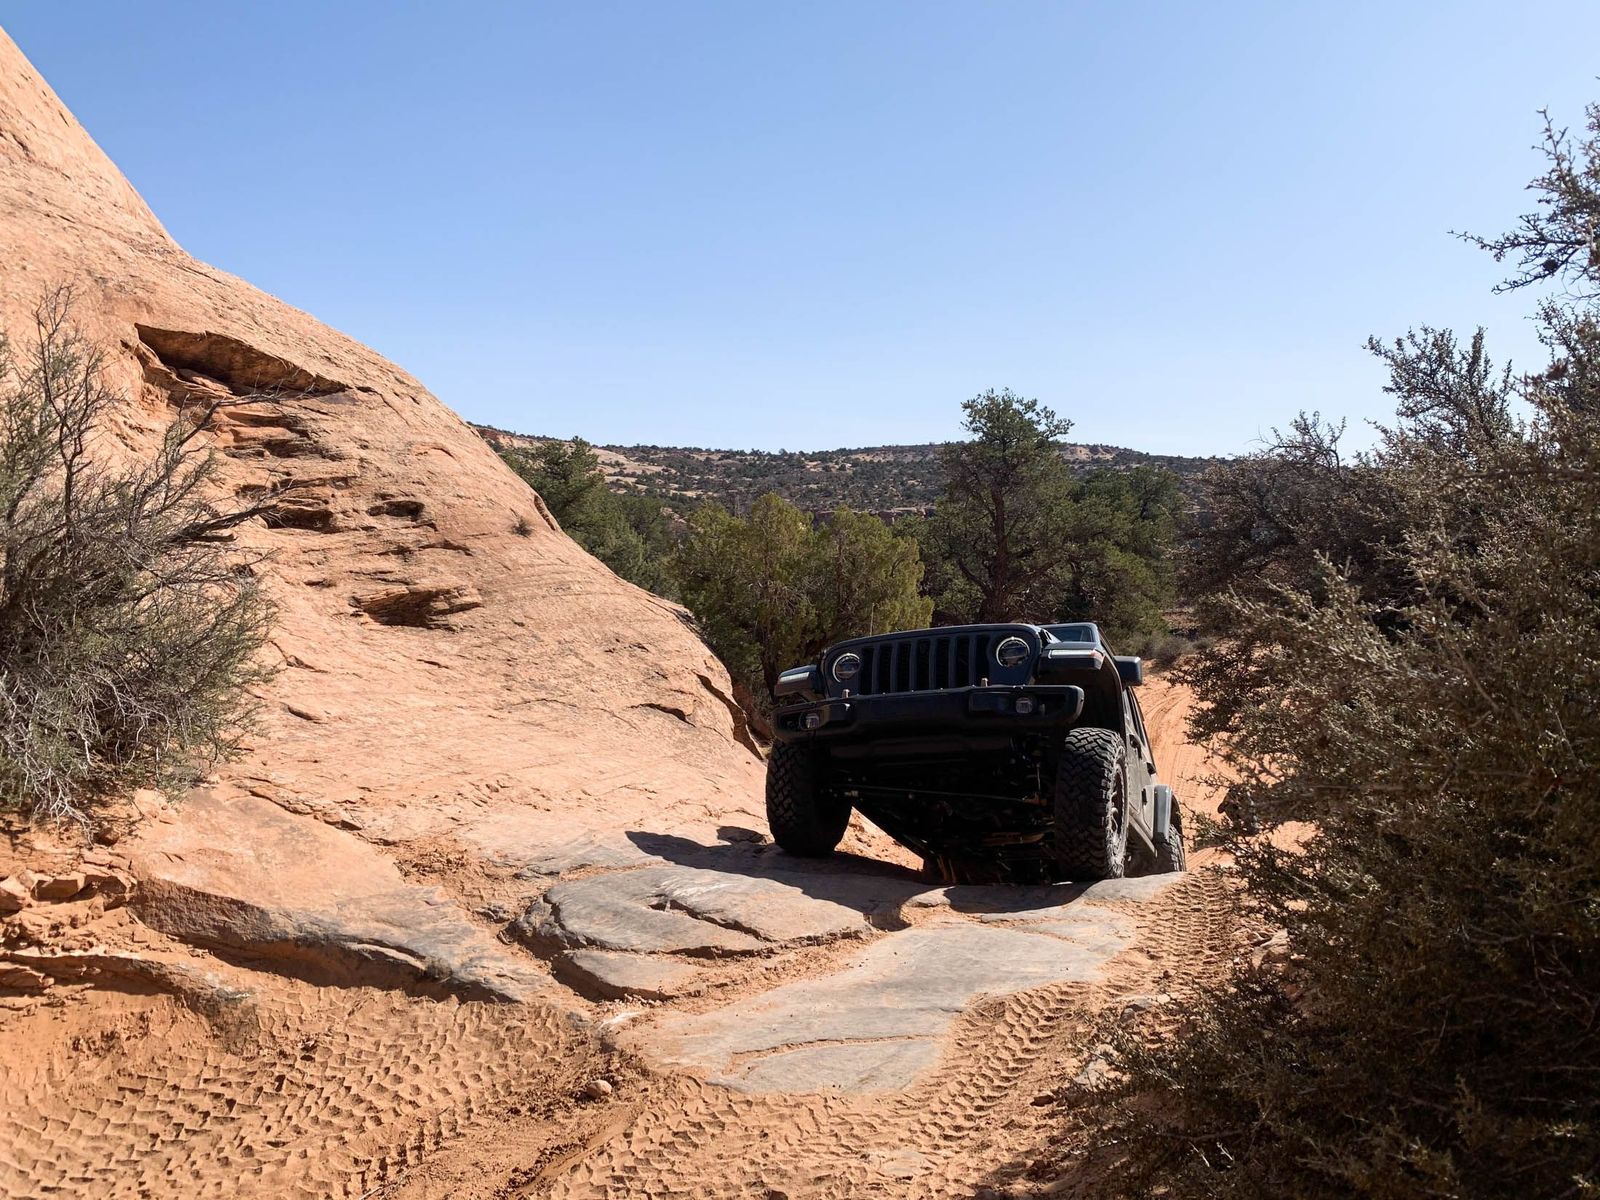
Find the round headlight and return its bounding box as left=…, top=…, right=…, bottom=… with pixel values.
left=995, top=637, right=1030, bottom=668
left=831, top=652, right=862, bottom=683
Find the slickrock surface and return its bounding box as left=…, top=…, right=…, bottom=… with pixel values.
left=130, top=791, right=550, bottom=1001
left=638, top=878, right=1165, bottom=1093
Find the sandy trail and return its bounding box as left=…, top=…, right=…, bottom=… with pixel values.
left=0, top=985, right=597, bottom=1198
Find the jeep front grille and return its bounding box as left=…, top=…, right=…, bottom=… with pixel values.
left=846, top=631, right=1001, bottom=695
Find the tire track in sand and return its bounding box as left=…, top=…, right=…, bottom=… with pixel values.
left=0, top=985, right=592, bottom=1200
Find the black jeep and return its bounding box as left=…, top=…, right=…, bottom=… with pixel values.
left=766, top=622, right=1185, bottom=882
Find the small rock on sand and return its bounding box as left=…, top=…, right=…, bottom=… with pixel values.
left=33, top=873, right=85, bottom=901
left=0, top=876, right=31, bottom=912
left=0, top=965, right=52, bottom=991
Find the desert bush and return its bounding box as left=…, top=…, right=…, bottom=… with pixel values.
left=1052, top=466, right=1180, bottom=642
left=675, top=494, right=931, bottom=711
left=500, top=436, right=678, bottom=596
left=1055, top=106, right=1600, bottom=1200
left=1145, top=633, right=1195, bottom=665
left=0, top=292, right=276, bottom=824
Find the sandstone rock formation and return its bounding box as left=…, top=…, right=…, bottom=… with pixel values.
left=0, top=26, right=764, bottom=900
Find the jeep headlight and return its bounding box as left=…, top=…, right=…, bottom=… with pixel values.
left=995, top=637, right=1029, bottom=668
left=831, top=652, right=862, bottom=683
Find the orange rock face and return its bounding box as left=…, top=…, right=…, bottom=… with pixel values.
left=0, top=27, right=763, bottom=854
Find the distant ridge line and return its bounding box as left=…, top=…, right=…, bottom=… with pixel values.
left=473, top=423, right=1219, bottom=516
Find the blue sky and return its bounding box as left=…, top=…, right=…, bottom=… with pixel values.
left=5, top=2, right=1598, bottom=455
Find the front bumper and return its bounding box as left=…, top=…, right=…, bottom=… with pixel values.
left=771, top=685, right=1085, bottom=746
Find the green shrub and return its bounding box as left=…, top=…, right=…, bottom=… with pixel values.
left=1056, top=105, right=1600, bottom=1200
left=500, top=437, right=679, bottom=597
left=675, top=494, right=932, bottom=712
left=1147, top=633, right=1196, bottom=665
left=0, top=292, right=275, bottom=824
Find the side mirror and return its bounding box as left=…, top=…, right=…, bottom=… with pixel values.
left=1114, top=656, right=1144, bottom=686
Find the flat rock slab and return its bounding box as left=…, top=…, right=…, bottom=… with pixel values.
left=512, top=864, right=885, bottom=958
left=638, top=875, right=1180, bottom=1094
left=559, top=949, right=702, bottom=1001
left=906, top=873, right=1181, bottom=917
left=130, top=791, right=548, bottom=1002
left=458, top=811, right=664, bottom=879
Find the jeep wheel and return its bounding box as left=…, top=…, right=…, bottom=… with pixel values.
left=1051, top=728, right=1129, bottom=881
left=1155, top=804, right=1187, bottom=874
left=766, top=741, right=851, bottom=856
left=1128, top=792, right=1187, bottom=877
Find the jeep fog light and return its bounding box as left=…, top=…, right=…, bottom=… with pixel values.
left=831, top=653, right=862, bottom=683
left=1015, top=697, right=1035, bottom=715
left=804, top=713, right=822, bottom=730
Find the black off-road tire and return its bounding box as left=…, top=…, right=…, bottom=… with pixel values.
left=1155, top=804, right=1188, bottom=873
left=1051, top=727, right=1130, bottom=881
left=766, top=741, right=850, bottom=856
left=1128, top=792, right=1188, bottom=877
